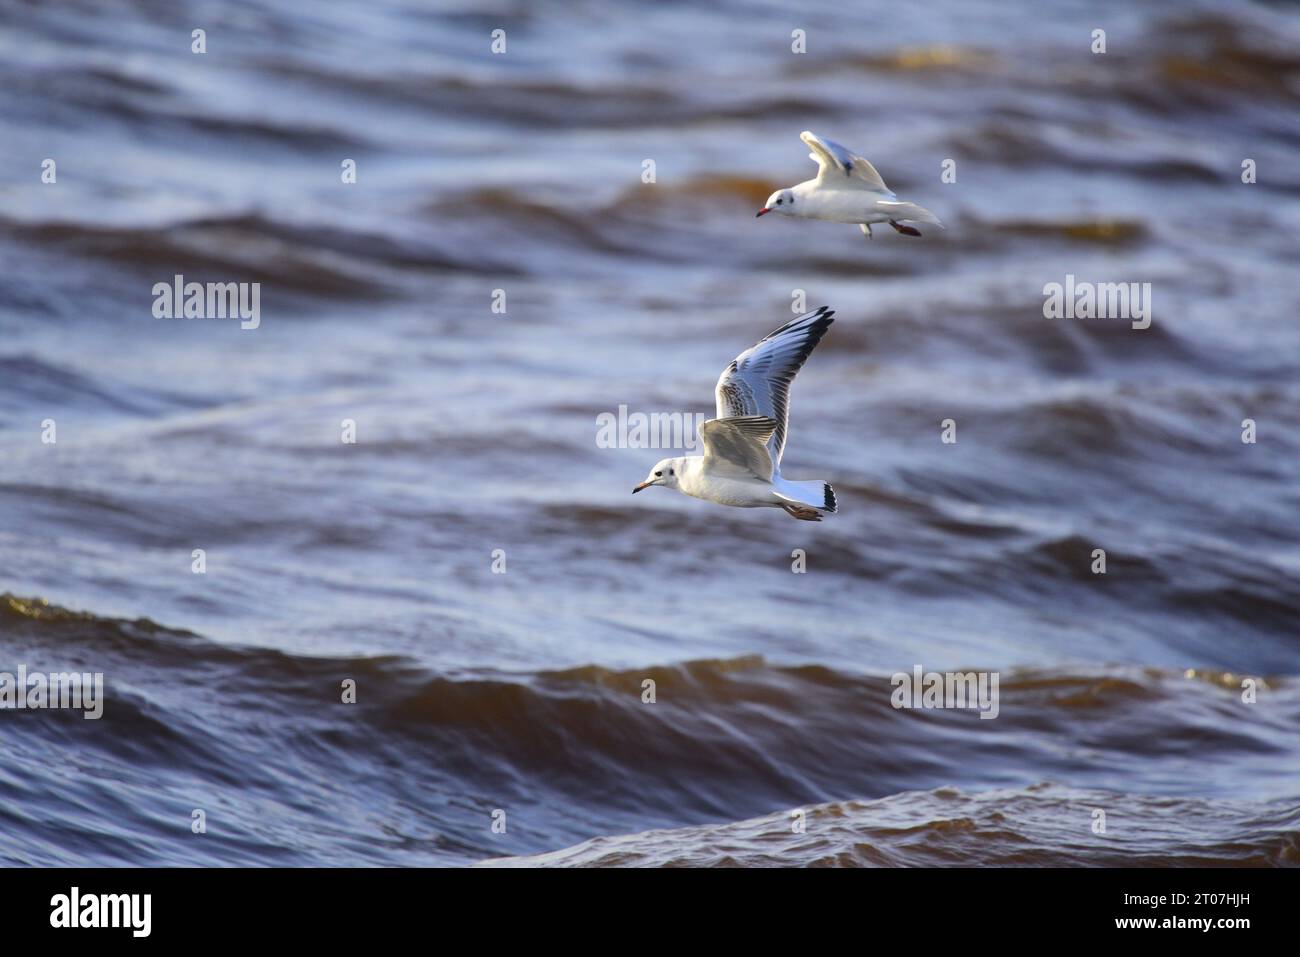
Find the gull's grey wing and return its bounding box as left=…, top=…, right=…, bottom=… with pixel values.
left=714, top=306, right=835, bottom=468
left=699, top=416, right=777, bottom=481
left=801, top=130, right=892, bottom=194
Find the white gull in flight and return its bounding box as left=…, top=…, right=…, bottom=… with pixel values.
left=756, top=131, right=943, bottom=239
left=633, top=307, right=837, bottom=522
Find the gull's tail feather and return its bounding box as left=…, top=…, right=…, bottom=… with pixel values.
left=775, top=479, right=837, bottom=514
left=879, top=201, right=943, bottom=227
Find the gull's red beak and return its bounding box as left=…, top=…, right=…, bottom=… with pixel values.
left=755, top=208, right=772, bottom=217
left=632, top=482, right=651, bottom=493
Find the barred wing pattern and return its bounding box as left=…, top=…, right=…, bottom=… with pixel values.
left=713, top=306, right=835, bottom=469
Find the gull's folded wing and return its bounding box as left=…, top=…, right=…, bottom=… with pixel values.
left=699, top=416, right=776, bottom=481
left=801, top=130, right=892, bottom=194
left=874, top=199, right=943, bottom=226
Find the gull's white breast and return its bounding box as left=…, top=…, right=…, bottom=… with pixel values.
left=794, top=184, right=892, bottom=224
left=678, top=466, right=776, bottom=508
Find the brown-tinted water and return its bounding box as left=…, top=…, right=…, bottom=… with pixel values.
left=0, top=0, right=1297, bottom=866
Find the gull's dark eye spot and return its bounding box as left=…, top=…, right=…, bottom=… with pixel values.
left=669, top=468, right=674, bottom=475
left=776, top=198, right=783, bottom=205
left=655, top=471, right=662, bottom=477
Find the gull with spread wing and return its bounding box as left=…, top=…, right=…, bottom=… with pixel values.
left=633, top=307, right=837, bottom=521
left=757, top=131, right=943, bottom=239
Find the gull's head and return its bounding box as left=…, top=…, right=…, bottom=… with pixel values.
left=756, top=188, right=795, bottom=218
left=633, top=458, right=681, bottom=494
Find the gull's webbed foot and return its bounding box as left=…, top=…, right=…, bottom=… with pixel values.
left=781, top=503, right=823, bottom=522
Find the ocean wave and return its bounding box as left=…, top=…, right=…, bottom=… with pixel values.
left=2, top=0, right=1298, bottom=869
left=2, top=582, right=1300, bottom=868
left=0, top=354, right=203, bottom=417
left=4, top=595, right=1294, bottom=816
left=482, top=783, right=1300, bottom=867
left=0, top=216, right=393, bottom=298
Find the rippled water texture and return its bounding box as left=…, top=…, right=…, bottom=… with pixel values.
left=0, top=0, right=1297, bottom=866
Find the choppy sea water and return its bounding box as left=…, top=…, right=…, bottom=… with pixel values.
left=0, top=0, right=1298, bottom=866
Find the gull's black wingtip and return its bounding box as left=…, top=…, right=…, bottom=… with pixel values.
left=756, top=305, right=837, bottom=347
left=802, top=305, right=836, bottom=331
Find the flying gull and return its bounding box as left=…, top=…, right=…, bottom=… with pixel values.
left=756, top=131, right=943, bottom=239
left=633, top=307, right=838, bottom=521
